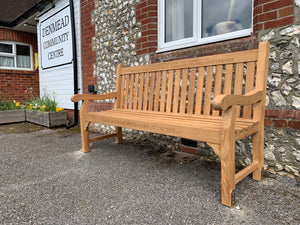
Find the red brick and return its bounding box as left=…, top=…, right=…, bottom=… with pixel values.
left=265, top=109, right=294, bottom=119
left=293, top=111, right=300, bottom=120
left=264, top=16, right=294, bottom=29
left=264, top=119, right=272, bottom=127
left=257, top=11, right=277, bottom=22
left=142, top=29, right=157, bottom=36
left=137, top=36, right=148, bottom=44
left=148, top=0, right=158, bottom=5
left=136, top=1, right=147, bottom=10
left=142, top=17, right=157, bottom=24
left=288, top=121, right=300, bottom=129
left=147, top=11, right=157, bottom=17
left=254, top=5, right=263, bottom=15
left=257, top=0, right=274, bottom=5
left=181, top=146, right=197, bottom=155
left=263, top=0, right=293, bottom=12
left=272, top=119, right=287, bottom=128
left=279, top=6, right=294, bottom=18
left=137, top=49, right=148, bottom=55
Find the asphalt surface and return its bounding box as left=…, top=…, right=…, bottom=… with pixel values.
left=0, top=123, right=299, bottom=225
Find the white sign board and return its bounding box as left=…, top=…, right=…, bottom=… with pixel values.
left=40, top=5, right=73, bottom=69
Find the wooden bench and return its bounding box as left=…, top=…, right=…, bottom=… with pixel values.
left=71, top=41, right=270, bottom=207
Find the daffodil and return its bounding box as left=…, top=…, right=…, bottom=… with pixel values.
left=16, top=102, right=20, bottom=107
left=56, top=107, right=64, bottom=112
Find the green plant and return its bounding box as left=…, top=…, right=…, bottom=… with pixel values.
left=0, top=99, right=23, bottom=111
left=25, top=88, right=64, bottom=112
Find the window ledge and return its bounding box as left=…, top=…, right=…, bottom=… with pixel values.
left=157, top=30, right=253, bottom=53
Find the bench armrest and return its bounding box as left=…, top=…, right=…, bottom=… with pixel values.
left=71, top=92, right=119, bottom=103
left=212, top=90, right=263, bottom=111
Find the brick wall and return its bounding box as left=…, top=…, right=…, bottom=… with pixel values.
left=265, top=109, right=300, bottom=129
left=0, top=28, right=39, bottom=102
left=254, top=0, right=294, bottom=31
left=136, top=0, right=158, bottom=55
left=81, top=0, right=97, bottom=94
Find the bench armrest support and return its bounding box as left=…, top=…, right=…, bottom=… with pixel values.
left=71, top=92, right=119, bottom=102
left=212, top=90, right=263, bottom=111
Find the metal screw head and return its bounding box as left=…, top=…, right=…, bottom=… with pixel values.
left=235, top=205, right=243, bottom=210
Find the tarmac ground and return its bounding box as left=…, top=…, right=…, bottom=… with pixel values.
left=0, top=122, right=299, bottom=224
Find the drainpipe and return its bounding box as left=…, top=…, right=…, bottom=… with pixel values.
left=66, top=0, right=79, bottom=129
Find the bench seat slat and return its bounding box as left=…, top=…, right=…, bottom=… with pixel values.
left=84, top=110, right=259, bottom=143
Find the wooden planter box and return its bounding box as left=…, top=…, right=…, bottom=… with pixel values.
left=25, top=110, right=67, bottom=128
left=0, top=109, right=26, bottom=124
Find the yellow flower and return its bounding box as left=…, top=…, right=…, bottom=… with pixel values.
left=56, top=107, right=64, bottom=112
left=16, top=102, right=20, bottom=107
left=41, top=104, right=46, bottom=109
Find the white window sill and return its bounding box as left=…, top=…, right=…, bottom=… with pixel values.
left=157, top=29, right=253, bottom=53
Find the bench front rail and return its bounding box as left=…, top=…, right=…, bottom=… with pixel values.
left=71, top=41, right=270, bottom=207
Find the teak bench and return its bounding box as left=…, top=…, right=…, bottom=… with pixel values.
left=71, top=41, right=270, bottom=207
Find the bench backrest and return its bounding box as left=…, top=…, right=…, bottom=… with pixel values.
left=115, top=41, right=270, bottom=119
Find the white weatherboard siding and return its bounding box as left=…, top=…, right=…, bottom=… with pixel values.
left=37, top=0, right=82, bottom=110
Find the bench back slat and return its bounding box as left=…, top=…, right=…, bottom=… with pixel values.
left=234, top=63, right=245, bottom=116
left=143, top=72, right=150, bottom=111
left=154, top=71, right=162, bottom=112
left=195, top=67, right=205, bottom=115
left=116, top=42, right=270, bottom=119
left=212, top=65, right=223, bottom=116
left=166, top=70, right=174, bottom=113
left=173, top=69, right=181, bottom=113
left=160, top=71, right=168, bottom=112
left=243, top=62, right=256, bottom=118
left=187, top=68, right=196, bottom=114
left=203, top=66, right=214, bottom=115
left=180, top=68, right=189, bottom=114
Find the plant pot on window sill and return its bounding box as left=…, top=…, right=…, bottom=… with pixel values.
left=0, top=109, right=26, bottom=124
left=214, top=21, right=240, bottom=35
left=25, top=109, right=67, bottom=128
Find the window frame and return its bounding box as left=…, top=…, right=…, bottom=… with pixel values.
left=158, top=0, right=254, bottom=53
left=0, top=41, right=33, bottom=71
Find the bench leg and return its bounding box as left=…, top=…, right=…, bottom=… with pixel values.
left=252, top=130, right=264, bottom=181
left=115, top=126, right=123, bottom=144
left=221, top=106, right=236, bottom=207
left=221, top=139, right=236, bottom=207
left=80, top=123, right=90, bottom=153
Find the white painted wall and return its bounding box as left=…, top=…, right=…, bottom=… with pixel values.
left=37, top=0, right=82, bottom=109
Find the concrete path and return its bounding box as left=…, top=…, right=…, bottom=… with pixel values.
left=0, top=123, right=299, bottom=224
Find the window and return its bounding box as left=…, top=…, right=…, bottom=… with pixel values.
left=159, top=0, right=253, bottom=52
left=0, top=42, right=32, bottom=70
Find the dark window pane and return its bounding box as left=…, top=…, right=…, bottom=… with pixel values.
left=202, top=0, right=252, bottom=38
left=16, top=45, right=31, bottom=68
left=0, top=43, right=13, bottom=53
left=16, top=45, right=30, bottom=56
